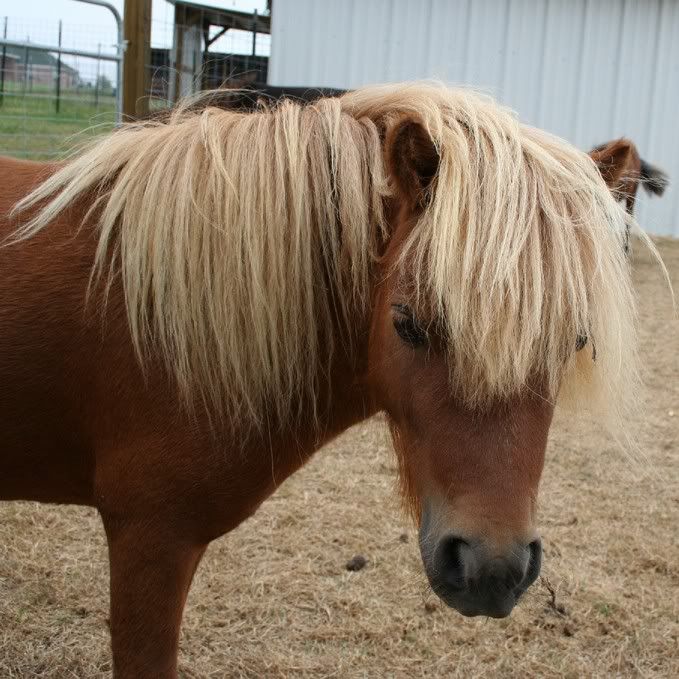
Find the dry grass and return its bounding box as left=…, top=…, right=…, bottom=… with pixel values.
left=1, top=239, right=678, bottom=678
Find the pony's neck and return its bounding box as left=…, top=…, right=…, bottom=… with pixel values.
left=230, top=309, right=377, bottom=495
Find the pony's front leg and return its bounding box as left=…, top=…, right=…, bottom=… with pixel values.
left=102, top=515, right=207, bottom=679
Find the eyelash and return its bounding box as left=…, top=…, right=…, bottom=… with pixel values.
left=392, top=307, right=591, bottom=356
left=392, top=305, right=428, bottom=348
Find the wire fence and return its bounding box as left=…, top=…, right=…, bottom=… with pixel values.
left=0, top=7, right=271, bottom=160
left=0, top=14, right=119, bottom=160
left=147, top=17, right=271, bottom=111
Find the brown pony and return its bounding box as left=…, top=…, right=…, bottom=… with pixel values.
left=590, top=138, right=669, bottom=251
left=0, top=83, right=639, bottom=678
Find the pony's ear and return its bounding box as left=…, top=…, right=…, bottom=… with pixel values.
left=589, top=139, right=633, bottom=189
left=385, top=119, right=439, bottom=210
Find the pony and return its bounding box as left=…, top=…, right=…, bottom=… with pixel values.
left=590, top=138, right=669, bottom=251
left=0, top=82, right=639, bottom=678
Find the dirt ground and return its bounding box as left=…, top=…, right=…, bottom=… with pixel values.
left=1, top=238, right=677, bottom=678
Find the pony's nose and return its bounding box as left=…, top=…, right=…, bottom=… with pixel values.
left=429, top=536, right=542, bottom=618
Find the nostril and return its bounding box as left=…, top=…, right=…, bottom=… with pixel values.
left=503, top=563, right=525, bottom=590
left=524, top=539, right=543, bottom=586
left=436, top=536, right=469, bottom=588
left=493, top=541, right=540, bottom=592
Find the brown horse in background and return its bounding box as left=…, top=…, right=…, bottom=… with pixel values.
left=590, top=138, right=669, bottom=251
left=0, top=83, right=640, bottom=678
left=145, top=82, right=345, bottom=120
left=195, top=81, right=345, bottom=109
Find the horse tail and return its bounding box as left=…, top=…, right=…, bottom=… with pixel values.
left=639, top=159, right=669, bottom=197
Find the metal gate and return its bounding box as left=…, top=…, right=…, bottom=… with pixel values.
left=0, top=0, right=123, bottom=160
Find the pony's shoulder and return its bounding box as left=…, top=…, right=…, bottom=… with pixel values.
left=0, top=155, right=61, bottom=189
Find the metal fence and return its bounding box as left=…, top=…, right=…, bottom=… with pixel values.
left=146, top=13, right=270, bottom=111
left=0, top=0, right=122, bottom=160
left=0, top=3, right=271, bottom=160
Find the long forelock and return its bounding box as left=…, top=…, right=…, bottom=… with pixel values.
left=342, top=83, right=639, bottom=429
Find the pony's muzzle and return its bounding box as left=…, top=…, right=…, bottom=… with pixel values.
left=422, top=535, right=542, bottom=618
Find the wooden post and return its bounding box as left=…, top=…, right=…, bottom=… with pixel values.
left=123, top=0, right=151, bottom=118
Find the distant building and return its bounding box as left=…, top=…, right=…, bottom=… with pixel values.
left=166, top=1, right=270, bottom=100
left=2, top=47, right=80, bottom=88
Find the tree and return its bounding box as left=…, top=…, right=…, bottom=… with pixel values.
left=95, top=74, right=112, bottom=93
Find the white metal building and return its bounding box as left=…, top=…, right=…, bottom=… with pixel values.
left=269, top=0, right=679, bottom=236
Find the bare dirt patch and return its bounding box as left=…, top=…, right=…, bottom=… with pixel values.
left=1, top=238, right=678, bottom=678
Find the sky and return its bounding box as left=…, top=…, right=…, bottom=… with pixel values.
left=0, top=0, right=270, bottom=81
left=0, top=0, right=268, bottom=35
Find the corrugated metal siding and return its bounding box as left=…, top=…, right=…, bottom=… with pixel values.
left=269, top=0, right=679, bottom=236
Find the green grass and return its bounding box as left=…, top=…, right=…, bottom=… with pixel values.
left=0, top=86, right=116, bottom=160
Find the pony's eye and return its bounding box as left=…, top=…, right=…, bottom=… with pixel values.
left=575, top=333, right=597, bottom=361
left=392, top=304, right=428, bottom=348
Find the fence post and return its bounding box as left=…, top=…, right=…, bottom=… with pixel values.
left=0, top=18, right=7, bottom=107
left=252, top=9, right=258, bottom=56
left=94, top=43, right=101, bottom=109
left=123, top=0, right=151, bottom=118
left=55, top=20, right=62, bottom=113
left=23, top=42, right=28, bottom=94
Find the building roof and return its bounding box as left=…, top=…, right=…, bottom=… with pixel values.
left=168, top=1, right=271, bottom=34
left=4, top=47, right=78, bottom=75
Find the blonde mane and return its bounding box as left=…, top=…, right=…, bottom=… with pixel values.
left=12, top=82, right=639, bottom=431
